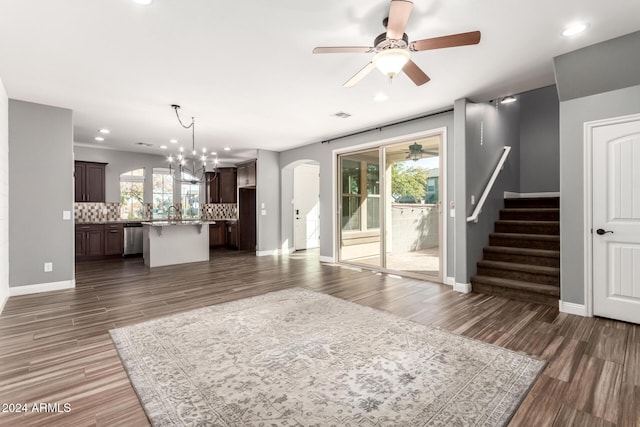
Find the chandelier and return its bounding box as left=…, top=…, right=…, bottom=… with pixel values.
left=167, top=104, right=218, bottom=184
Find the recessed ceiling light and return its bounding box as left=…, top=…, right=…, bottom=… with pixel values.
left=94, top=136, right=104, bottom=142
left=501, top=96, right=517, bottom=104
left=99, top=128, right=110, bottom=134
left=224, top=147, right=231, bottom=151
left=374, top=93, right=388, bottom=102
left=160, top=145, right=167, bottom=149
left=211, top=151, right=217, bottom=155
left=169, top=139, right=178, bottom=144
left=562, top=23, right=588, bottom=37
left=132, top=0, right=153, bottom=5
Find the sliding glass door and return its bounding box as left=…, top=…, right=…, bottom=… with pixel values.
left=339, top=149, right=382, bottom=267
left=338, top=137, right=442, bottom=280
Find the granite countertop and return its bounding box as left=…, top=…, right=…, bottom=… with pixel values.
left=141, top=220, right=213, bottom=227
left=77, top=218, right=237, bottom=225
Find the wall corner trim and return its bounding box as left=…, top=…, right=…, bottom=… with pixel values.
left=445, top=277, right=455, bottom=286
left=558, top=300, right=588, bottom=317
left=9, top=279, right=75, bottom=297
left=453, top=282, right=472, bottom=293
left=318, top=256, right=335, bottom=263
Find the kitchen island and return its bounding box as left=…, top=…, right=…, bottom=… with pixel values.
left=142, top=221, right=215, bottom=267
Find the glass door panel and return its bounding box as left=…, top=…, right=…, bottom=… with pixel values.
left=339, top=150, right=382, bottom=267
left=383, top=138, right=441, bottom=279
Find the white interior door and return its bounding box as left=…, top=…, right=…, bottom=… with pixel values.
left=294, top=164, right=320, bottom=250
left=592, top=116, right=640, bottom=324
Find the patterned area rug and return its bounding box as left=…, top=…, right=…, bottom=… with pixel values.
left=110, top=288, right=545, bottom=426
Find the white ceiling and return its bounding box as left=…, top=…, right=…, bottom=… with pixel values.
left=0, top=0, right=639, bottom=163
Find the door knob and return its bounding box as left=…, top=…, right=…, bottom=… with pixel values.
left=596, top=228, right=614, bottom=235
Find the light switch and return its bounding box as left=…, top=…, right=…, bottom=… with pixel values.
left=450, top=209, right=455, bottom=218
left=62, top=211, right=71, bottom=220
left=261, top=209, right=267, bottom=216
left=261, top=203, right=265, bottom=209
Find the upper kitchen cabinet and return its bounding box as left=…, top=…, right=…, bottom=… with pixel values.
left=237, top=161, right=256, bottom=188
left=75, top=161, right=107, bottom=202
left=207, top=167, right=237, bottom=203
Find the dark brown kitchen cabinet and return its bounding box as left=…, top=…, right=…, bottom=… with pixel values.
left=75, top=161, right=107, bottom=202
left=209, top=221, right=226, bottom=247
left=226, top=221, right=238, bottom=249
left=75, top=224, right=105, bottom=259
left=207, top=168, right=237, bottom=203
left=104, top=223, right=124, bottom=255
left=237, top=161, right=256, bottom=188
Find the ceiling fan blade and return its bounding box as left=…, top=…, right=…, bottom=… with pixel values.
left=313, top=46, right=374, bottom=54
left=402, top=60, right=430, bottom=86
left=386, top=0, right=413, bottom=40
left=410, top=31, right=481, bottom=51
left=343, top=62, right=376, bottom=88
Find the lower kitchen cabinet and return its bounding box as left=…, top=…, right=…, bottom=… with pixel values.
left=226, top=221, right=238, bottom=249
left=209, top=221, right=226, bottom=247
left=75, top=224, right=105, bottom=259
left=104, top=223, right=124, bottom=255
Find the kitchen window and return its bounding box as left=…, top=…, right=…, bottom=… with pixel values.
left=181, top=172, right=200, bottom=219
left=120, top=169, right=144, bottom=219
left=153, top=168, right=173, bottom=219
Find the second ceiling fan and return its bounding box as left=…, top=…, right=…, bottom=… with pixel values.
left=313, top=0, right=481, bottom=87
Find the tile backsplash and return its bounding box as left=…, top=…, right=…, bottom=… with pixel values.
left=75, top=202, right=237, bottom=222
left=201, top=203, right=238, bottom=220
left=75, top=202, right=122, bottom=222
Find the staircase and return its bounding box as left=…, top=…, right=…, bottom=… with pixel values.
left=471, top=197, right=560, bottom=306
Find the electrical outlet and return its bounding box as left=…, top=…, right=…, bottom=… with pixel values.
left=44, top=262, right=53, bottom=272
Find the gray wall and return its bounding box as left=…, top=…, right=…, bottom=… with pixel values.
left=558, top=85, right=640, bottom=304
left=256, top=149, right=281, bottom=253
left=0, top=78, right=8, bottom=307
left=9, top=100, right=74, bottom=288
left=555, top=31, right=640, bottom=102
left=519, top=85, right=560, bottom=192
left=464, top=100, right=521, bottom=282
left=73, top=146, right=171, bottom=204
left=554, top=31, right=640, bottom=305
left=279, top=111, right=455, bottom=276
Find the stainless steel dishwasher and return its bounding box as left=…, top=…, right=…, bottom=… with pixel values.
left=123, top=222, right=143, bottom=256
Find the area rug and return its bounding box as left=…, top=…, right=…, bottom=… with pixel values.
left=109, top=288, right=545, bottom=426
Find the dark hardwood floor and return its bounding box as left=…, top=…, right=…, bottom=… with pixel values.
left=0, top=250, right=637, bottom=426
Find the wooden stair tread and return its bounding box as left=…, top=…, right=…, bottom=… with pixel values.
left=477, top=260, right=559, bottom=276
left=483, top=246, right=560, bottom=258
left=471, top=275, right=560, bottom=295
left=495, top=220, right=559, bottom=225
left=490, top=232, right=559, bottom=241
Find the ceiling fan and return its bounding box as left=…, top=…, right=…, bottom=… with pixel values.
left=313, top=0, right=481, bottom=87
left=406, top=142, right=438, bottom=161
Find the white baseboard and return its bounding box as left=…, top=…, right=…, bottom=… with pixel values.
left=558, top=300, right=588, bottom=317
left=504, top=191, right=560, bottom=199
left=319, top=255, right=335, bottom=263
left=0, top=294, right=7, bottom=314
left=9, top=279, right=75, bottom=296
left=453, top=282, right=472, bottom=293
left=445, top=277, right=455, bottom=287
left=256, top=249, right=280, bottom=256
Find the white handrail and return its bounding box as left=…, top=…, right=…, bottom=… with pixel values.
left=466, top=146, right=512, bottom=223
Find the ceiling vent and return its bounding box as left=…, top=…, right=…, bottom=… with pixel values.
left=135, top=142, right=153, bottom=147
left=334, top=112, right=351, bottom=119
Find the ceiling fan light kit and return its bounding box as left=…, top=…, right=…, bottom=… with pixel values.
left=313, top=0, right=481, bottom=87
left=373, top=49, right=410, bottom=78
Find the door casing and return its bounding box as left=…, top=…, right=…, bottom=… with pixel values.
left=583, top=112, right=640, bottom=318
